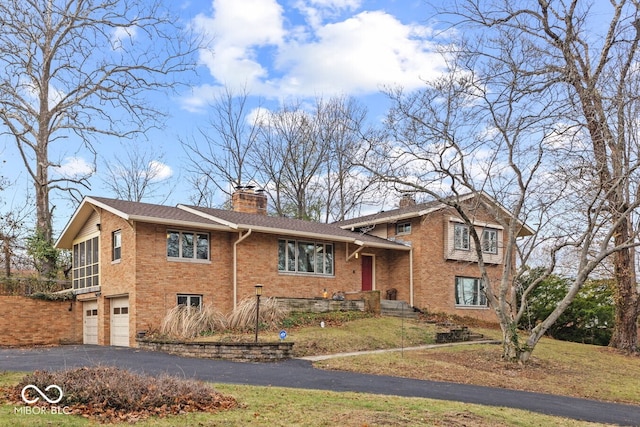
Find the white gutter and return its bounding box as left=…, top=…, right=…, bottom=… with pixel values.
left=409, top=247, right=414, bottom=307
left=232, top=224, right=410, bottom=251
left=233, top=229, right=252, bottom=308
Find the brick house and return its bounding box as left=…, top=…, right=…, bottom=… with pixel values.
left=55, top=188, right=531, bottom=347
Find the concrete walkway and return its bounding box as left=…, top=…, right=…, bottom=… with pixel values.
left=299, top=339, right=501, bottom=361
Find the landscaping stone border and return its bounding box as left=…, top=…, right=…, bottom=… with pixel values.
left=136, top=339, right=294, bottom=362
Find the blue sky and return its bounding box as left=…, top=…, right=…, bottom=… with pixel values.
left=0, top=0, right=452, bottom=234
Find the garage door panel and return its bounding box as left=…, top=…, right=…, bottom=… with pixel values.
left=110, top=297, right=129, bottom=347
left=83, top=301, right=98, bottom=345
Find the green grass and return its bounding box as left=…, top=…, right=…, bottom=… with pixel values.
left=1, top=380, right=606, bottom=426
left=285, top=315, right=436, bottom=356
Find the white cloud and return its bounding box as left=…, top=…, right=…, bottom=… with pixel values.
left=293, top=0, right=362, bottom=29
left=275, top=11, right=444, bottom=96
left=53, top=157, right=94, bottom=178
left=148, top=160, right=173, bottom=181
left=111, top=25, right=138, bottom=50
left=184, top=2, right=445, bottom=107
left=192, top=0, right=284, bottom=91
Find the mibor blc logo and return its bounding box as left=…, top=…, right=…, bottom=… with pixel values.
left=15, top=383, right=70, bottom=416
left=21, top=384, right=63, bottom=404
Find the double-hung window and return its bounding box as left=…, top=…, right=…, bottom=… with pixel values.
left=482, top=229, right=498, bottom=254
left=455, top=277, right=487, bottom=307
left=112, top=230, right=122, bottom=261
left=454, top=224, right=470, bottom=250
left=167, top=231, right=209, bottom=261
left=278, top=239, right=334, bottom=275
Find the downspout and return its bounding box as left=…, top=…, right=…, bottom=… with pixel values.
left=233, top=229, right=252, bottom=309
left=409, top=247, right=414, bottom=307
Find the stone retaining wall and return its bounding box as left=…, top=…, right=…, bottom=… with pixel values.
left=136, top=339, right=294, bottom=362
left=276, top=297, right=364, bottom=313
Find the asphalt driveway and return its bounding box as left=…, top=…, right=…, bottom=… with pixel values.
left=1, top=345, right=639, bottom=426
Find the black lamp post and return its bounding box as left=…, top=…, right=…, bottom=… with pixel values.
left=254, top=284, right=263, bottom=343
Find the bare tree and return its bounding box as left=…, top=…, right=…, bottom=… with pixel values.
left=315, top=96, right=378, bottom=222
left=254, top=100, right=327, bottom=220
left=182, top=86, right=262, bottom=207
left=444, top=0, right=640, bottom=354
left=0, top=171, right=33, bottom=277
left=253, top=96, right=376, bottom=222
left=0, top=0, right=198, bottom=275
left=364, top=27, right=640, bottom=362
left=101, top=144, right=174, bottom=203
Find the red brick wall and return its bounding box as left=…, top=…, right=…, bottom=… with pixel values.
left=91, top=201, right=508, bottom=347
left=0, top=296, right=82, bottom=346
left=235, top=233, right=367, bottom=301
left=387, top=208, right=501, bottom=323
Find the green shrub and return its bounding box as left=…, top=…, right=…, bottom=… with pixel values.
left=518, top=271, right=614, bottom=346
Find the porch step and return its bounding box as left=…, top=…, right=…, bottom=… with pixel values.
left=435, top=324, right=485, bottom=343
left=380, top=300, right=418, bottom=319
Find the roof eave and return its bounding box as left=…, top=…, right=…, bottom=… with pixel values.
left=339, top=206, right=442, bottom=230
left=177, top=205, right=239, bottom=230
left=128, top=215, right=232, bottom=232
left=232, top=223, right=410, bottom=250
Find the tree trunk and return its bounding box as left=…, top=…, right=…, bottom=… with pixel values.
left=609, top=222, right=639, bottom=352
left=35, top=129, right=56, bottom=278
left=501, top=325, right=522, bottom=361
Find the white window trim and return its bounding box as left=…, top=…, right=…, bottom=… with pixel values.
left=177, top=294, right=202, bottom=310
left=72, top=235, right=100, bottom=292
left=112, top=230, right=122, bottom=263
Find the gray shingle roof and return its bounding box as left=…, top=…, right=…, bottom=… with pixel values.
left=57, top=196, right=409, bottom=250
left=180, top=205, right=408, bottom=249
left=335, top=199, right=444, bottom=228
left=88, top=196, right=217, bottom=226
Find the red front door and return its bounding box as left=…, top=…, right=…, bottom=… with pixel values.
left=361, top=255, right=373, bottom=291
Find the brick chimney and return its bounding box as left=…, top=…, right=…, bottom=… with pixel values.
left=232, top=186, right=268, bottom=215
left=399, top=193, right=416, bottom=209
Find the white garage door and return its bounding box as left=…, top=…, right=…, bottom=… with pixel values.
left=83, top=301, right=98, bottom=345
left=110, top=297, right=129, bottom=347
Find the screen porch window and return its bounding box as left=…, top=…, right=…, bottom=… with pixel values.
left=72, top=236, right=99, bottom=290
